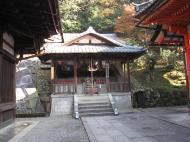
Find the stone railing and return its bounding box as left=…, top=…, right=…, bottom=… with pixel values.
left=73, top=95, right=79, bottom=118
left=108, top=93, right=119, bottom=115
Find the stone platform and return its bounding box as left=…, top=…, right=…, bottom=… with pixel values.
left=50, top=92, right=133, bottom=116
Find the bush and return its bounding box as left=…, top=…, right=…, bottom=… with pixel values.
left=132, top=87, right=188, bottom=108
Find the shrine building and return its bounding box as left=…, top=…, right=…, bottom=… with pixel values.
left=39, top=27, right=146, bottom=117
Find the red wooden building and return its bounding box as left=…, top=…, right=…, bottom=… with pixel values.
left=0, top=0, right=61, bottom=128
left=135, top=0, right=190, bottom=101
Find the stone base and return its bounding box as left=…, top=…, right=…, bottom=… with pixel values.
left=50, top=93, right=133, bottom=116
left=0, top=119, right=14, bottom=129
left=111, top=92, right=133, bottom=113
left=50, top=94, right=73, bottom=116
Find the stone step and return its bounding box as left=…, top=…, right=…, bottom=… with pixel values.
left=79, top=99, right=109, bottom=103
left=74, top=94, right=117, bottom=118
left=79, top=104, right=111, bottom=109
left=78, top=98, right=108, bottom=102
left=79, top=108, right=113, bottom=113
left=80, top=111, right=114, bottom=117
left=78, top=95, right=108, bottom=98
left=78, top=99, right=108, bottom=102
left=79, top=101, right=110, bottom=105
left=79, top=102, right=110, bottom=107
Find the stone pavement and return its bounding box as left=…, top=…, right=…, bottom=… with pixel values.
left=0, top=115, right=89, bottom=142
left=1, top=106, right=190, bottom=142
left=82, top=106, right=190, bottom=142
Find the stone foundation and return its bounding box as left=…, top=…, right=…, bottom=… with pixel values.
left=112, top=92, right=133, bottom=113
left=50, top=95, right=73, bottom=116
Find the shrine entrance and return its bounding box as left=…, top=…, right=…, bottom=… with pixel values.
left=53, top=59, right=125, bottom=95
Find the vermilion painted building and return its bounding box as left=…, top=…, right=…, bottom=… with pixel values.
left=135, top=0, right=190, bottom=101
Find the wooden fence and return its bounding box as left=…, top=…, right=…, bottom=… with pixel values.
left=53, top=82, right=129, bottom=94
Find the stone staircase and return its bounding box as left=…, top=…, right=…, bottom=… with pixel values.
left=74, top=94, right=118, bottom=118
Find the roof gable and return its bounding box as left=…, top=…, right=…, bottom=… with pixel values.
left=63, top=27, right=126, bottom=47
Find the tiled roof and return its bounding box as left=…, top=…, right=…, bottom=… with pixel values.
left=43, top=27, right=146, bottom=55
left=45, top=33, right=126, bottom=45
left=134, top=0, right=155, bottom=17
left=135, top=0, right=153, bottom=13
left=46, top=27, right=128, bottom=46
left=62, top=27, right=129, bottom=47
left=43, top=44, right=145, bottom=54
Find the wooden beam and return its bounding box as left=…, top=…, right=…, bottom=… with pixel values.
left=0, top=102, right=16, bottom=112
left=16, top=53, right=43, bottom=62
left=8, top=25, right=34, bottom=38
left=47, top=0, right=58, bottom=33
left=155, top=11, right=190, bottom=25
left=8, top=3, right=32, bottom=33
left=16, top=1, right=41, bottom=7
left=56, top=0, right=64, bottom=42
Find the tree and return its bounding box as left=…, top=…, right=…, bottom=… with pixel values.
left=59, top=0, right=132, bottom=32
left=114, top=4, right=135, bottom=35
left=114, top=2, right=151, bottom=45
left=145, top=53, right=157, bottom=81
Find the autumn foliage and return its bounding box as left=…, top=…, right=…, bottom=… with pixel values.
left=114, top=4, right=136, bottom=35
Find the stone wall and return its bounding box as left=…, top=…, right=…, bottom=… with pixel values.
left=36, top=65, right=52, bottom=113
left=16, top=58, right=52, bottom=114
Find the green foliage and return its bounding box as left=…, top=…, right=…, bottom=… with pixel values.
left=160, top=48, right=177, bottom=67
left=145, top=52, right=157, bottom=71
left=132, top=67, right=187, bottom=108
left=59, top=0, right=138, bottom=32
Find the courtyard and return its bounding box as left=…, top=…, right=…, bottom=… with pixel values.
left=1, top=106, right=190, bottom=142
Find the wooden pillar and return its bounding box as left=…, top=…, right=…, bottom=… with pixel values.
left=122, top=63, right=125, bottom=80
left=0, top=30, right=2, bottom=102
left=0, top=53, right=2, bottom=103
left=105, top=61, right=110, bottom=92
left=0, top=31, right=2, bottom=124
left=74, top=60, right=78, bottom=93
left=12, top=62, right=16, bottom=120
left=51, top=60, right=55, bottom=94
left=13, top=63, right=16, bottom=102
left=184, top=34, right=190, bottom=103
left=51, top=60, right=55, bottom=81
left=127, top=61, right=131, bottom=92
